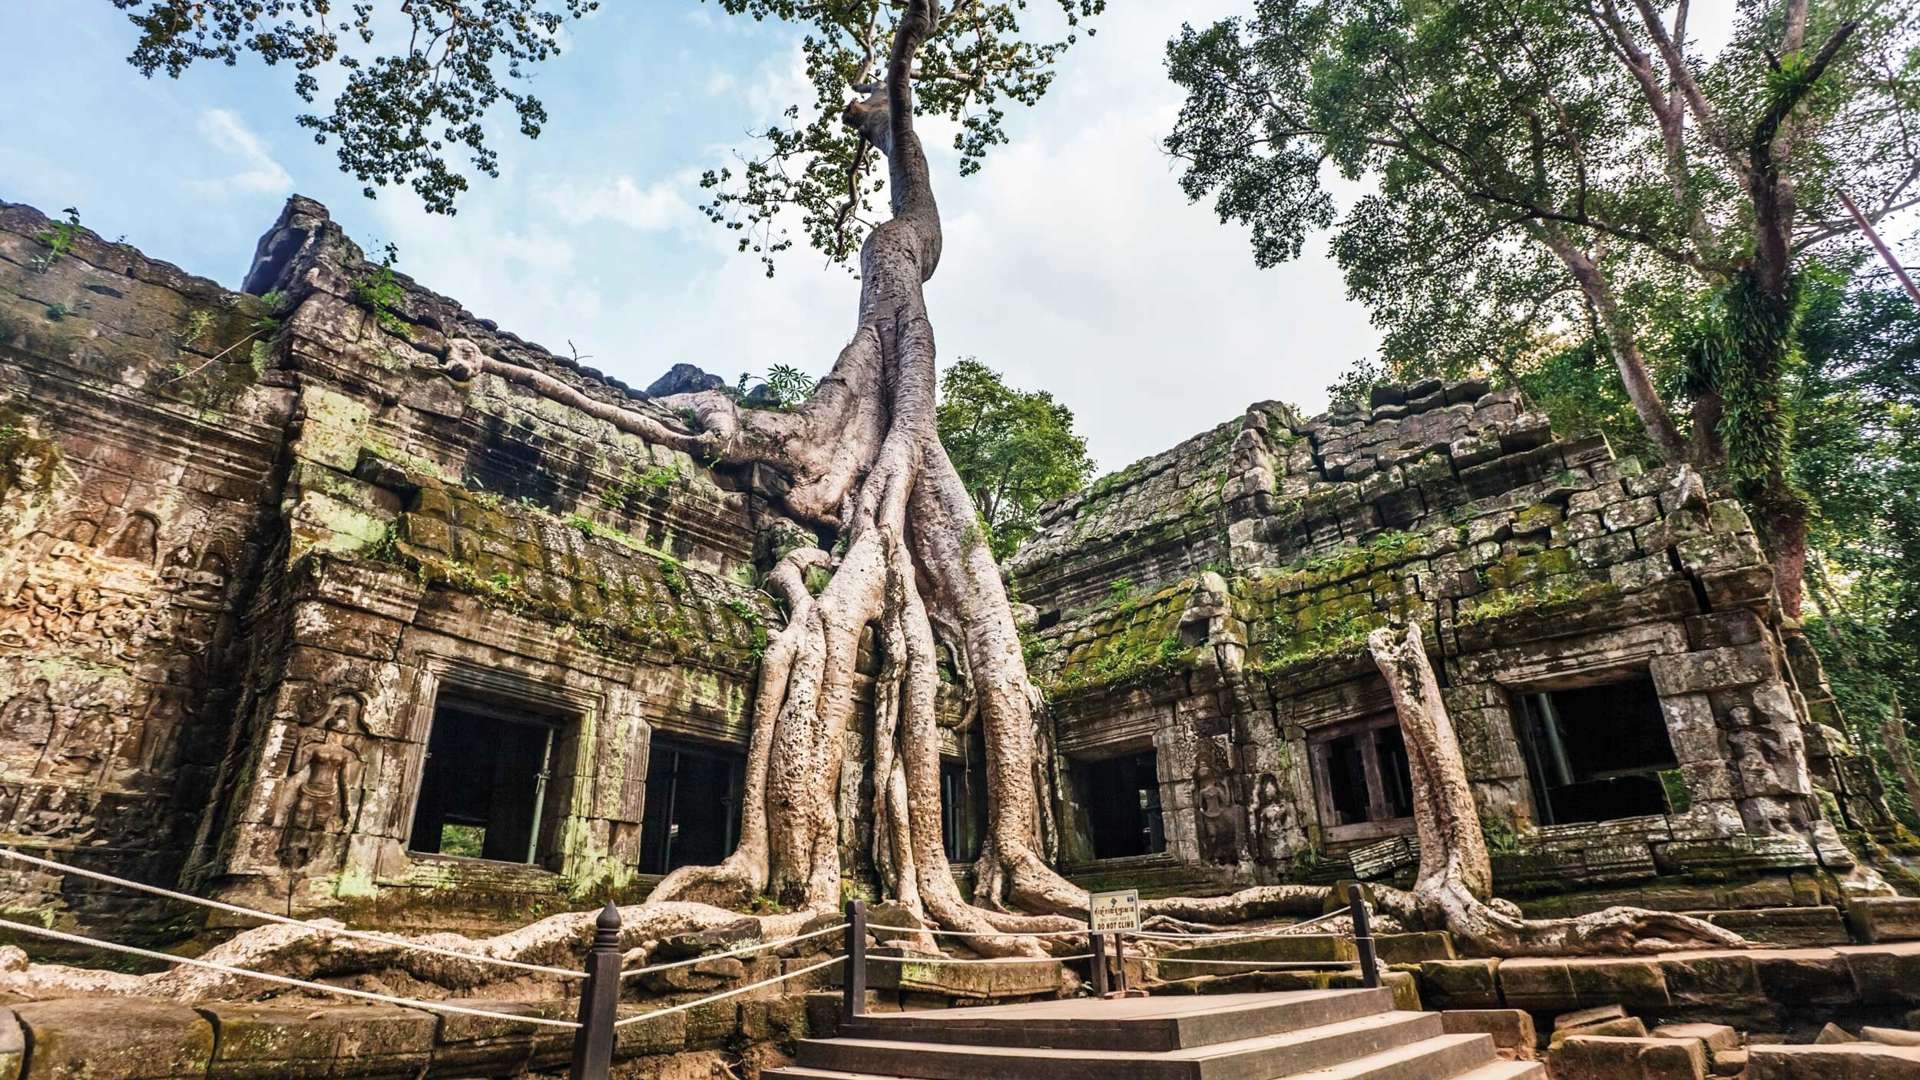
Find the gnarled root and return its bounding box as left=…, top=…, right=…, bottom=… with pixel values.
left=1365, top=624, right=1745, bottom=957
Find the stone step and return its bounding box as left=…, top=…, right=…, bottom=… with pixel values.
left=797, top=1010, right=1445, bottom=1080
left=1445, top=1061, right=1548, bottom=1080
left=764, top=1045, right=1534, bottom=1080
left=839, top=989, right=1397, bottom=1052
left=1270, top=1034, right=1498, bottom=1080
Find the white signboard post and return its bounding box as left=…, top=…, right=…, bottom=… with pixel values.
left=1089, top=889, right=1141, bottom=932
left=1087, top=889, right=1140, bottom=997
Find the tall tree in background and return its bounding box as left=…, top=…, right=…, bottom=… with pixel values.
left=1165, top=0, right=1920, bottom=618
left=937, top=359, right=1093, bottom=560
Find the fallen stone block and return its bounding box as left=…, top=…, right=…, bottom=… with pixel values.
left=1653, top=1023, right=1741, bottom=1052
left=1848, top=898, right=1920, bottom=944
left=1551, top=1017, right=1650, bottom=1048
left=1820, top=1023, right=1862, bottom=1044
left=1440, top=1009, right=1536, bottom=1058
left=15, top=998, right=214, bottom=1080
left=1554, top=1003, right=1629, bottom=1031
left=1420, top=959, right=1500, bottom=1009
left=1751, top=1043, right=1920, bottom=1079
left=1551, top=1035, right=1707, bottom=1080
left=1712, top=1048, right=1749, bottom=1076
left=1864, top=1029, right=1920, bottom=1048
left=0, top=1009, right=19, bottom=1080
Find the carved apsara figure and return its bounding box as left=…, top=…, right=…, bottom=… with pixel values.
left=274, top=693, right=365, bottom=870
left=35, top=701, right=116, bottom=780
left=0, top=678, right=55, bottom=745
left=1254, top=773, right=1296, bottom=864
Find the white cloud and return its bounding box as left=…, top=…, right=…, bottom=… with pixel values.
left=537, top=174, right=694, bottom=231
left=194, top=108, right=292, bottom=196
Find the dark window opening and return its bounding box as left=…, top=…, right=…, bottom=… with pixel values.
left=940, top=732, right=988, bottom=863
left=1309, top=715, right=1417, bottom=840
left=1076, top=750, right=1165, bottom=860
left=639, top=739, right=745, bottom=875
left=409, top=694, right=563, bottom=865
left=1514, top=675, right=1677, bottom=825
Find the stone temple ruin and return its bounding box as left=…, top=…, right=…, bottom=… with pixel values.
left=0, top=195, right=1912, bottom=961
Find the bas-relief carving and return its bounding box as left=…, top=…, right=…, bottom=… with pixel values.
left=1194, top=734, right=1246, bottom=865
left=1253, top=773, right=1299, bottom=866
left=0, top=447, right=254, bottom=860
left=272, top=691, right=368, bottom=873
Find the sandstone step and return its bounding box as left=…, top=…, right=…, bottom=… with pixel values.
left=765, top=1042, right=1530, bottom=1080
left=797, top=1010, right=1444, bottom=1080
left=840, top=989, right=1398, bottom=1052
left=1447, top=1061, right=1548, bottom=1080
left=1270, top=1034, right=1497, bottom=1080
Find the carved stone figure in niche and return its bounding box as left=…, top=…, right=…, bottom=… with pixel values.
left=188, top=547, right=231, bottom=603
left=35, top=702, right=129, bottom=784
left=274, top=693, right=365, bottom=870
left=0, top=679, right=55, bottom=746
left=136, top=686, right=191, bottom=775
left=10, top=786, right=95, bottom=842
left=1196, top=774, right=1243, bottom=864
left=48, top=519, right=99, bottom=563
left=1254, top=773, right=1297, bottom=865
left=105, top=513, right=159, bottom=564
left=159, top=545, right=195, bottom=591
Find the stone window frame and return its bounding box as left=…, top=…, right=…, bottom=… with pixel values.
left=390, top=655, right=606, bottom=882
left=1305, top=711, right=1417, bottom=844
left=1058, top=733, right=1171, bottom=866
left=1501, top=665, right=1680, bottom=828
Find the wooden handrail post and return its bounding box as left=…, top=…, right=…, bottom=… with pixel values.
left=1347, top=883, right=1380, bottom=990
left=569, top=902, right=622, bottom=1080
left=841, top=898, right=867, bottom=1021
left=1090, top=930, right=1109, bottom=996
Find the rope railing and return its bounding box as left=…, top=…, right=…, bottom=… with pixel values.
left=611, top=955, right=843, bottom=1027
left=865, top=952, right=1095, bottom=965
left=0, top=915, right=582, bottom=1028
left=617, top=921, right=847, bottom=980
left=0, top=847, right=584, bottom=980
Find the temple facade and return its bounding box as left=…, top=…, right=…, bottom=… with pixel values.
left=0, top=195, right=1905, bottom=944
left=1013, top=386, right=1907, bottom=928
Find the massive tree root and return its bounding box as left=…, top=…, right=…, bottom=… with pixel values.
left=1360, top=625, right=1744, bottom=956
left=611, top=0, right=1087, bottom=957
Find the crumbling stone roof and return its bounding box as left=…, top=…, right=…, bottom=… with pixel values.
left=1018, top=378, right=1769, bottom=700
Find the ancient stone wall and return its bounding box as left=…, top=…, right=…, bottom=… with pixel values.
left=1017, top=380, right=1899, bottom=916
left=0, top=198, right=782, bottom=933
left=0, top=203, right=295, bottom=931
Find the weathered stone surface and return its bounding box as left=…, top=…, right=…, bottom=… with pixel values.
left=1420, top=959, right=1501, bottom=1009
left=1848, top=898, right=1920, bottom=944
left=1652, top=1023, right=1742, bottom=1052
left=200, top=1002, right=435, bottom=1079
left=1552, top=1035, right=1707, bottom=1080
left=1440, top=1009, right=1536, bottom=1058
left=15, top=998, right=214, bottom=1079
left=1751, top=1043, right=1920, bottom=1080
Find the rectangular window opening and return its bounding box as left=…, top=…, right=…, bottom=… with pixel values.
left=639, top=739, right=746, bottom=875
left=408, top=693, right=565, bottom=865
left=1515, top=675, right=1677, bottom=825
left=1075, top=750, right=1165, bottom=860
left=1309, top=713, right=1417, bottom=841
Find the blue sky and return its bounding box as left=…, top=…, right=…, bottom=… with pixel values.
left=0, top=2, right=1392, bottom=472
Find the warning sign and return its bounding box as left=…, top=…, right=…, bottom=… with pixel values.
left=1089, top=889, right=1140, bottom=932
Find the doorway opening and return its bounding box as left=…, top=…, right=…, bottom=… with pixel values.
left=1075, top=750, right=1165, bottom=860
left=940, top=730, right=988, bottom=863
left=638, top=738, right=745, bottom=875
left=1514, top=675, right=1678, bottom=824
left=408, top=693, right=565, bottom=865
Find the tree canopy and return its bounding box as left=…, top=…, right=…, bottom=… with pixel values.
left=110, top=0, right=1103, bottom=271
left=1166, top=0, right=1920, bottom=617
left=937, top=359, right=1093, bottom=559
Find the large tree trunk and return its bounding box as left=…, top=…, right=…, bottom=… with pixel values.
left=619, top=0, right=1084, bottom=954
left=1363, top=626, right=1745, bottom=956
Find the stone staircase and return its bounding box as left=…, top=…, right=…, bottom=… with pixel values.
left=767, top=989, right=1541, bottom=1080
